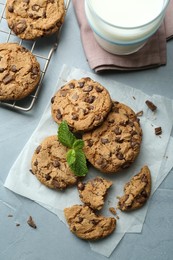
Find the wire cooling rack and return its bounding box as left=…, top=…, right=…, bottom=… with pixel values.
left=0, top=0, right=71, bottom=111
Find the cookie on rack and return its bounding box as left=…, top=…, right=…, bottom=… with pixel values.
left=117, top=165, right=151, bottom=211
left=77, top=177, right=112, bottom=210
left=82, top=101, right=142, bottom=173
left=64, top=205, right=116, bottom=240
left=6, top=0, right=65, bottom=40
left=51, top=77, right=112, bottom=132
left=0, top=43, right=40, bottom=101
left=31, top=135, right=78, bottom=190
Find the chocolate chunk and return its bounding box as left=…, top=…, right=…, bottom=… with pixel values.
left=45, top=174, right=51, bottom=180
left=95, top=86, right=103, bottom=92
left=36, top=145, right=41, bottom=154
left=33, top=160, right=38, bottom=166
left=2, top=74, right=13, bottom=84
left=87, top=139, right=94, bottom=147
left=78, top=82, right=84, bottom=88
left=32, top=4, right=40, bottom=11
left=69, top=83, right=75, bottom=89
left=8, top=6, right=14, bottom=12
left=56, top=109, right=62, bottom=120
left=31, top=66, right=39, bottom=78
left=53, top=160, right=60, bottom=168
left=145, top=100, right=157, bottom=111
left=101, top=138, right=109, bottom=144
left=27, top=216, right=37, bottom=229
left=84, top=96, right=95, bottom=104
left=83, top=85, right=93, bottom=92
left=155, top=127, right=162, bottom=135
left=116, top=152, right=124, bottom=160
left=114, top=127, right=122, bottom=135
left=11, top=65, right=18, bottom=72
left=60, top=90, right=68, bottom=97
left=13, top=20, right=27, bottom=34
left=0, top=68, right=5, bottom=73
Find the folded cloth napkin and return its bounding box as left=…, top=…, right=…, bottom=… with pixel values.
left=73, top=0, right=173, bottom=72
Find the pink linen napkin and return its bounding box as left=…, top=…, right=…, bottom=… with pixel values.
left=73, top=0, right=173, bottom=72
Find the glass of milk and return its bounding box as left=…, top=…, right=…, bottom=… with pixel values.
left=85, top=0, right=170, bottom=55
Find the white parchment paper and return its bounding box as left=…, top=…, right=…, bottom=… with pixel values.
left=4, top=65, right=173, bottom=257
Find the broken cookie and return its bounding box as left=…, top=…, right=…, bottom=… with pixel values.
left=77, top=177, right=112, bottom=210
left=64, top=205, right=116, bottom=240
left=117, top=165, right=151, bottom=211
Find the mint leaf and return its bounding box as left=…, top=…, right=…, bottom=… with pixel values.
left=66, top=149, right=76, bottom=165
left=58, top=121, right=76, bottom=148
left=69, top=149, right=88, bottom=177
left=72, top=139, right=84, bottom=150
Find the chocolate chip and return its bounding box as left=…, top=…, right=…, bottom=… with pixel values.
left=114, top=127, right=122, bottom=135
left=101, top=138, right=109, bottom=144
left=145, top=100, right=157, bottom=111
left=2, top=74, right=13, bottom=84
left=131, top=141, right=140, bottom=149
left=116, top=152, right=124, bottom=160
left=77, top=182, right=85, bottom=191
left=119, top=121, right=127, bottom=126
left=13, top=20, right=27, bottom=34
left=84, top=96, right=95, bottom=104
left=56, top=109, right=62, bottom=120
left=108, top=119, right=115, bottom=124
left=155, top=127, right=162, bottom=135
left=31, top=66, right=39, bottom=76
left=83, top=108, right=89, bottom=115
left=69, top=83, right=75, bottom=89
left=45, top=174, right=51, bottom=180
left=0, top=68, right=5, bottom=73
left=95, top=86, right=103, bottom=92
left=53, top=160, right=60, bottom=168
left=51, top=96, right=55, bottom=104
left=72, top=114, right=78, bottom=120
left=96, top=158, right=107, bottom=168
left=60, top=90, right=68, bottom=97
left=83, top=85, right=93, bottom=92
left=36, top=145, right=41, bottom=154
left=78, top=82, right=84, bottom=88
left=32, top=4, right=40, bottom=11
left=8, top=6, right=14, bottom=12
left=11, top=65, right=17, bottom=72
left=87, top=139, right=94, bottom=147
left=115, top=137, right=123, bottom=143
left=34, top=160, right=38, bottom=166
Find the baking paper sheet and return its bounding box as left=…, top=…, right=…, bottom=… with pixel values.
left=4, top=65, right=173, bottom=257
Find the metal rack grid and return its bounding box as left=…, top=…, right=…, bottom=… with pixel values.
left=0, top=0, right=71, bottom=111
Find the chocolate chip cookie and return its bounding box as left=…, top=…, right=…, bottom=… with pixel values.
left=77, top=177, right=112, bottom=210
left=117, top=165, right=151, bottom=211
left=82, top=101, right=142, bottom=173
left=0, top=43, right=40, bottom=101
left=31, top=135, right=78, bottom=190
left=51, top=77, right=112, bottom=132
left=6, top=0, right=65, bottom=40
left=64, top=205, right=116, bottom=240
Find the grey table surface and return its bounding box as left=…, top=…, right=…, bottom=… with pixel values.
left=1, top=2, right=173, bottom=260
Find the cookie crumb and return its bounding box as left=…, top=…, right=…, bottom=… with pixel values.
left=155, top=127, right=162, bottom=135
left=27, top=216, right=37, bottom=229
left=16, top=223, right=20, bottom=227
left=136, top=110, right=143, bottom=117
left=116, top=215, right=120, bottom=220
left=109, top=207, right=117, bottom=215
left=8, top=214, right=13, bottom=217
left=145, top=100, right=157, bottom=111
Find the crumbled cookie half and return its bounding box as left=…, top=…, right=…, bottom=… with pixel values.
left=77, top=177, right=112, bottom=210
left=31, top=135, right=78, bottom=190
left=117, top=166, right=151, bottom=211
left=64, top=205, right=116, bottom=240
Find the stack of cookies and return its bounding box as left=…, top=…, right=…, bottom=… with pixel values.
left=0, top=0, right=66, bottom=101
left=30, top=77, right=151, bottom=241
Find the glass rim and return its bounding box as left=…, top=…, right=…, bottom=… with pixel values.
left=86, top=0, right=170, bottom=30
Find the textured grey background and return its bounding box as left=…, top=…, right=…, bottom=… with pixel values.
left=0, top=3, right=173, bottom=260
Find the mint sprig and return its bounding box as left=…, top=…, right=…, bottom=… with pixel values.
left=58, top=121, right=88, bottom=177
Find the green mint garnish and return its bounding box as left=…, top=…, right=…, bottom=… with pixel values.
left=58, top=120, right=76, bottom=148
left=58, top=121, right=88, bottom=177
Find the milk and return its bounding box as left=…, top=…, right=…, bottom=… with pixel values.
left=85, top=0, right=169, bottom=54
left=89, top=0, right=164, bottom=28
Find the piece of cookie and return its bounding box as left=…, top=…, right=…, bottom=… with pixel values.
left=6, top=0, right=65, bottom=40
left=77, top=177, right=112, bottom=210
left=0, top=43, right=40, bottom=101
left=51, top=77, right=112, bottom=132
left=117, top=166, right=151, bottom=211
left=31, top=135, right=78, bottom=190
left=64, top=205, right=116, bottom=240
left=82, top=101, right=142, bottom=173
